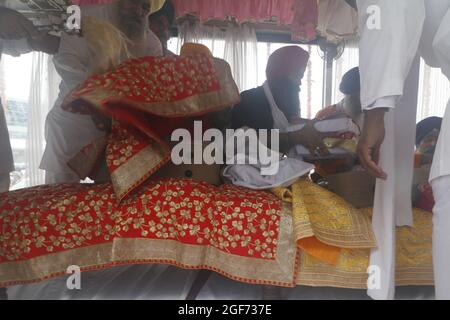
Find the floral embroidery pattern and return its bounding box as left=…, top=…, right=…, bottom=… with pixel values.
left=0, top=179, right=281, bottom=263
left=75, top=54, right=220, bottom=103
left=106, top=121, right=148, bottom=172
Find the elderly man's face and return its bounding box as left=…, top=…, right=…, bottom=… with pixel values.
left=118, top=0, right=151, bottom=38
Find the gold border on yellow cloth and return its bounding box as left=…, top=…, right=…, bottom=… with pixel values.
left=273, top=180, right=376, bottom=249
left=296, top=209, right=434, bottom=288
left=0, top=213, right=298, bottom=288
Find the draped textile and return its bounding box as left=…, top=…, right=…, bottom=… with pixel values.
left=0, top=177, right=433, bottom=289
left=297, top=208, right=433, bottom=288
left=62, top=54, right=240, bottom=201
left=69, top=0, right=166, bottom=14
left=172, top=0, right=318, bottom=42
left=272, top=179, right=376, bottom=265
left=0, top=178, right=297, bottom=287
left=316, top=0, right=358, bottom=44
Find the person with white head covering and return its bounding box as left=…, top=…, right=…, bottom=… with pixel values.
left=0, top=1, right=163, bottom=184
left=356, top=0, right=450, bottom=300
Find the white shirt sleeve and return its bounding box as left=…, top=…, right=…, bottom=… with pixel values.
left=0, top=39, right=32, bottom=57
left=357, top=0, right=426, bottom=110
left=52, top=32, right=91, bottom=103
left=366, top=96, right=398, bottom=110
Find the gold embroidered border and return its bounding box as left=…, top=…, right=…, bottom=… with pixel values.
left=396, top=267, right=434, bottom=286
left=311, top=207, right=376, bottom=249
left=110, top=143, right=170, bottom=201
left=287, top=181, right=376, bottom=249
left=66, top=59, right=240, bottom=120
left=297, top=252, right=434, bottom=289
left=0, top=213, right=297, bottom=288
left=297, top=249, right=367, bottom=289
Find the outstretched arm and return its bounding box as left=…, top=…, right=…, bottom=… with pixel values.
left=0, top=6, right=60, bottom=55
left=28, top=34, right=60, bottom=55
left=356, top=0, right=425, bottom=178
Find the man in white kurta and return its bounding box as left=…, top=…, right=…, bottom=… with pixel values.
left=41, top=1, right=163, bottom=184
left=0, top=1, right=163, bottom=184
left=356, top=0, right=450, bottom=299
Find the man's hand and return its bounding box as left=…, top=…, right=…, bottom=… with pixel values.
left=357, top=108, right=388, bottom=179
left=0, top=7, right=40, bottom=40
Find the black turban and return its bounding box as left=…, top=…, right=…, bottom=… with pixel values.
left=339, top=67, right=360, bottom=95
left=416, top=117, right=443, bottom=146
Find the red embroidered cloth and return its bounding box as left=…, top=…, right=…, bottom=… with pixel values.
left=63, top=54, right=240, bottom=201
left=0, top=179, right=297, bottom=287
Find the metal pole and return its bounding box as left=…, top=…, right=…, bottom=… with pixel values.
left=321, top=43, right=337, bottom=108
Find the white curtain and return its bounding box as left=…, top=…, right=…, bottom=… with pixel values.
left=175, top=21, right=258, bottom=92
left=417, top=61, right=450, bottom=121
left=332, top=39, right=359, bottom=104
left=25, top=53, right=60, bottom=187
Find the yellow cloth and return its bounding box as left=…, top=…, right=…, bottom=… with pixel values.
left=273, top=179, right=433, bottom=287
left=180, top=43, right=213, bottom=56
left=297, top=209, right=433, bottom=288
left=323, top=137, right=358, bottom=153
left=150, top=0, right=166, bottom=14
left=272, top=179, right=376, bottom=265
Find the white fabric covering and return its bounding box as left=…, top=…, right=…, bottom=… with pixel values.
left=222, top=157, right=314, bottom=190
left=6, top=264, right=435, bottom=300
left=431, top=175, right=450, bottom=300
left=288, top=117, right=360, bottom=158
left=357, top=0, right=450, bottom=299
left=358, top=0, right=450, bottom=299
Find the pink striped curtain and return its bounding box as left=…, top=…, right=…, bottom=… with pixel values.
left=172, top=0, right=318, bottom=41
left=68, top=0, right=318, bottom=41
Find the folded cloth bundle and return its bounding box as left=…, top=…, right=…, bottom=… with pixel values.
left=222, top=117, right=359, bottom=190
left=222, top=157, right=314, bottom=190
left=222, top=128, right=314, bottom=190
left=288, top=117, right=360, bottom=159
